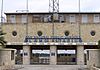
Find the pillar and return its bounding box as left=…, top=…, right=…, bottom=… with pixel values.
left=50, top=45, right=57, bottom=65
left=77, top=45, right=84, bottom=65
left=23, top=46, right=30, bottom=65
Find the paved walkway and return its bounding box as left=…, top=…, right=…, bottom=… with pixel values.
left=16, top=65, right=88, bottom=70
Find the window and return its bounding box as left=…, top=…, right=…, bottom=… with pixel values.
left=69, top=15, right=75, bottom=23
left=82, top=14, right=88, bottom=23
left=22, top=15, right=27, bottom=23
left=11, top=50, right=14, bottom=60
left=48, top=15, right=52, bottom=22
left=51, top=53, right=55, bottom=56
left=33, top=15, right=41, bottom=22
left=60, top=15, right=64, bottom=23
left=53, top=14, right=59, bottom=21
left=10, top=15, right=16, bottom=23
left=44, top=15, right=52, bottom=22
left=94, top=14, right=100, bottom=23
left=37, top=31, right=42, bottom=36
left=24, top=53, right=28, bottom=56
left=12, top=31, right=17, bottom=36
left=87, top=51, right=89, bottom=60
left=64, top=31, right=70, bottom=36
left=90, top=30, right=96, bottom=36
left=44, top=15, right=48, bottom=22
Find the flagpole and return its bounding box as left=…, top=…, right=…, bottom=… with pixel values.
left=26, top=0, right=28, bottom=38
left=79, top=0, right=80, bottom=13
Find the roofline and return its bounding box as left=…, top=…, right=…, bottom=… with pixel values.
left=5, top=12, right=100, bottom=15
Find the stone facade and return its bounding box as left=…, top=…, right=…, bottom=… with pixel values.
left=3, top=12, right=100, bottom=43
left=86, top=49, right=100, bottom=68
left=2, top=23, right=100, bottom=43
left=2, top=12, right=100, bottom=66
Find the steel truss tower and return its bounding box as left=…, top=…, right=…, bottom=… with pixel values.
left=49, top=0, right=59, bottom=37
left=49, top=0, right=59, bottom=13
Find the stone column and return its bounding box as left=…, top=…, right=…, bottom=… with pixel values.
left=50, top=45, right=57, bottom=65
left=23, top=46, right=30, bottom=65
left=77, top=45, right=84, bottom=65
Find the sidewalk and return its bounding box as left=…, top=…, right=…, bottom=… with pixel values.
left=18, top=65, right=88, bottom=70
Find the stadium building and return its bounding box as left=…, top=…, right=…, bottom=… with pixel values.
left=2, top=12, right=100, bottom=65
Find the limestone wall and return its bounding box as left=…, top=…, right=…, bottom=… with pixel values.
left=0, top=49, right=16, bottom=66
left=86, top=49, right=100, bottom=69
left=2, top=23, right=100, bottom=43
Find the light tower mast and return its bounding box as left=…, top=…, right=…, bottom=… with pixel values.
left=49, top=0, right=59, bottom=13
left=49, top=0, right=59, bottom=36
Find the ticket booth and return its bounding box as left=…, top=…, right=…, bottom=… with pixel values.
left=0, top=49, right=16, bottom=66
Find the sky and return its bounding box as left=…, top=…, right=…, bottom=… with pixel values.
left=0, top=0, right=100, bottom=22
left=0, top=0, right=100, bottom=13
left=0, top=0, right=100, bottom=20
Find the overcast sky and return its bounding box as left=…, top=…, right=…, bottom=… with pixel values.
left=0, top=0, right=100, bottom=22
left=0, top=0, right=100, bottom=13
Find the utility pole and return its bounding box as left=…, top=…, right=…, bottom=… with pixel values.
left=49, top=0, right=59, bottom=13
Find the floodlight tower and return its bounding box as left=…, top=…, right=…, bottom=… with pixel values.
left=49, top=0, right=59, bottom=36
left=49, top=0, right=59, bottom=13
